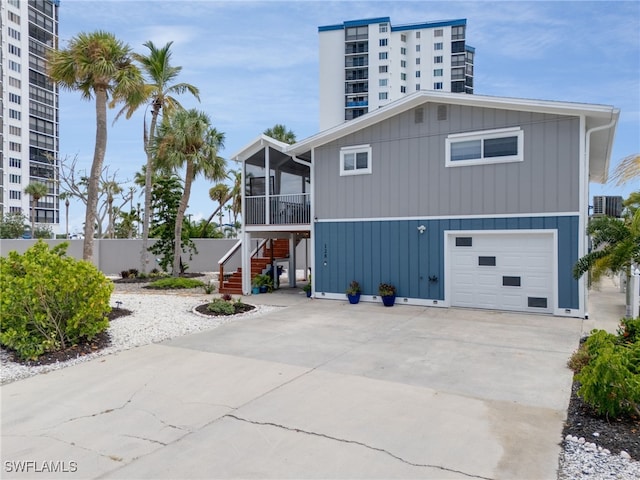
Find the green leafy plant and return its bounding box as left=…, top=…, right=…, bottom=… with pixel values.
left=203, top=282, right=216, bottom=294
left=144, top=277, right=205, bottom=289
left=0, top=241, right=112, bottom=360
left=378, top=283, right=396, bottom=296
left=618, top=317, right=640, bottom=343
left=207, top=298, right=236, bottom=315
left=346, top=281, right=361, bottom=295
left=574, top=324, right=640, bottom=418
left=252, top=274, right=273, bottom=292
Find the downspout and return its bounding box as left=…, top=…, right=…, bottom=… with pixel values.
left=583, top=115, right=618, bottom=318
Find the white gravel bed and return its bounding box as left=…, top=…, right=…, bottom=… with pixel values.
left=559, top=435, right=639, bottom=479
left=0, top=293, right=281, bottom=385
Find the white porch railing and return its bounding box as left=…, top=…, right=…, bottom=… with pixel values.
left=246, top=193, right=310, bottom=225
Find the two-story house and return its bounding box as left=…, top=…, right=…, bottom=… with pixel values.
left=226, top=90, right=618, bottom=317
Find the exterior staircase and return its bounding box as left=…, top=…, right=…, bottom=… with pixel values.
left=219, top=239, right=290, bottom=295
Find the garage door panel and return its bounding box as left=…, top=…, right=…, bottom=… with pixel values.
left=449, top=232, right=554, bottom=313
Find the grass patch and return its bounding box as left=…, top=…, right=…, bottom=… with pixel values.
left=143, top=277, right=205, bottom=290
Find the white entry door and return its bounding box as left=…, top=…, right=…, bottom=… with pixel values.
left=448, top=231, right=555, bottom=313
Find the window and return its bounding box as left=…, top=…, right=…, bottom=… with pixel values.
left=401, top=86, right=407, bottom=93
left=446, top=127, right=524, bottom=167
left=416, top=45, right=421, bottom=52
left=8, top=11, right=21, bottom=24
left=416, top=58, right=421, bottom=65
left=379, top=52, right=388, bottom=60
left=379, top=79, right=388, bottom=87
left=478, top=256, right=496, bottom=266
left=400, top=60, right=406, bottom=68
left=451, top=67, right=465, bottom=80
left=9, top=109, right=22, bottom=120
left=9, top=207, right=23, bottom=214
left=434, top=42, right=443, bottom=50
left=9, top=142, right=22, bottom=152
left=10, top=158, right=22, bottom=168
left=452, top=25, right=465, bottom=40
left=9, top=77, right=21, bottom=88
left=9, top=60, right=21, bottom=72
left=9, top=125, right=21, bottom=136
left=400, top=73, right=406, bottom=81
left=9, top=0, right=20, bottom=7
left=415, top=84, right=421, bottom=91
left=401, top=34, right=406, bottom=42
left=434, top=69, right=443, bottom=77
left=10, top=191, right=22, bottom=200
left=379, top=92, right=388, bottom=100
left=503, top=276, right=521, bottom=287
left=434, top=55, right=443, bottom=64
left=9, top=93, right=21, bottom=104
left=9, top=44, right=21, bottom=56
left=379, top=65, right=388, bottom=73
left=415, top=71, right=421, bottom=78
left=434, top=29, right=443, bottom=37
left=9, top=174, right=22, bottom=184
left=455, top=237, right=472, bottom=247
left=416, top=31, right=421, bottom=39
left=340, top=145, right=372, bottom=176
left=379, top=24, right=388, bottom=33
left=433, top=82, right=443, bottom=90
left=379, top=38, right=388, bottom=47
left=400, top=47, right=407, bottom=55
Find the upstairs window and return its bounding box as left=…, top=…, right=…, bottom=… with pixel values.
left=340, top=145, right=372, bottom=176
left=446, top=127, right=523, bottom=167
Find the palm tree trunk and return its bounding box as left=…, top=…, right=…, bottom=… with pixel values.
left=140, top=106, right=160, bottom=273
left=83, top=87, right=108, bottom=261
left=172, top=161, right=194, bottom=276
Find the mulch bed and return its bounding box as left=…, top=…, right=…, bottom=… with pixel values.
left=113, top=272, right=204, bottom=284
left=562, top=379, right=640, bottom=458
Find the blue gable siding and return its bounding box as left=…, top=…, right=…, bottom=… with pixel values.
left=314, top=216, right=579, bottom=309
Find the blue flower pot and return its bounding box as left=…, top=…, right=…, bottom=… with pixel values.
left=381, top=295, right=396, bottom=307
left=347, top=293, right=361, bottom=304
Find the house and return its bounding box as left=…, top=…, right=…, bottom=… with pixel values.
left=227, top=90, right=619, bottom=317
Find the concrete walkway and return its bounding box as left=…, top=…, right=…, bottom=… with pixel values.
left=1, top=282, right=627, bottom=479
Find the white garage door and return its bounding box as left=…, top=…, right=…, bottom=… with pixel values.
left=448, top=232, right=555, bottom=314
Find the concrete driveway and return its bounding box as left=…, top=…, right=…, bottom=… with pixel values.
left=1, top=297, right=583, bottom=479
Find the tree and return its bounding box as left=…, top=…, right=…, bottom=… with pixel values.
left=47, top=30, right=143, bottom=261
left=59, top=192, right=72, bottom=239
left=24, top=182, right=49, bottom=235
left=263, top=124, right=296, bottom=144
left=0, top=212, right=28, bottom=239
left=609, top=153, right=640, bottom=186
left=200, top=169, right=241, bottom=236
left=574, top=195, right=640, bottom=317
left=152, top=108, right=226, bottom=275
left=102, top=180, right=122, bottom=238
left=208, top=183, right=229, bottom=236
left=115, top=41, right=200, bottom=274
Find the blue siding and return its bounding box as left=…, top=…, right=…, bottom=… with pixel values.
left=314, top=216, right=579, bottom=309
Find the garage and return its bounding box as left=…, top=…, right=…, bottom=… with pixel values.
left=447, top=231, right=556, bottom=314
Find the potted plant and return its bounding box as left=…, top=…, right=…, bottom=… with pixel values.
left=251, top=276, right=261, bottom=294
left=378, top=282, right=397, bottom=307
left=346, top=280, right=362, bottom=304
left=253, top=274, right=273, bottom=293
left=302, top=276, right=312, bottom=297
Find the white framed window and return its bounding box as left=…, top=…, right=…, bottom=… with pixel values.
left=434, top=82, right=443, bottom=90
left=434, top=69, right=443, bottom=77
left=401, top=34, right=406, bottom=42
left=400, top=60, right=406, bottom=68
left=416, top=31, right=421, bottom=39
left=340, top=145, right=372, bottom=176
left=400, top=47, right=407, bottom=55
left=446, top=127, right=524, bottom=167
left=379, top=52, right=388, bottom=60
left=379, top=92, right=388, bottom=100
left=434, top=55, right=443, bottom=64
left=415, top=71, right=421, bottom=78
left=379, top=79, right=388, bottom=87
left=401, top=86, right=406, bottom=93
left=379, top=65, right=388, bottom=73
left=379, top=24, right=388, bottom=33
left=416, top=45, right=421, bottom=52
left=416, top=84, right=421, bottom=91
left=434, top=29, right=443, bottom=37
left=379, top=38, right=388, bottom=47
left=434, top=42, right=443, bottom=51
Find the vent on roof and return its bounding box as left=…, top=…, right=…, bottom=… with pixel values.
left=437, top=105, right=448, bottom=121
left=414, top=107, right=424, bottom=124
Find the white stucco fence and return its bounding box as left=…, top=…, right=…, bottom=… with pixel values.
left=0, top=238, right=240, bottom=275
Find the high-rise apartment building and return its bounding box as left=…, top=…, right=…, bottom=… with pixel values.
left=1, top=0, right=60, bottom=231
left=319, top=17, right=475, bottom=129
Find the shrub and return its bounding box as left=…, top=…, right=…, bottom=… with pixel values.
left=567, top=341, right=591, bottom=373
left=207, top=298, right=236, bottom=315
left=0, top=241, right=112, bottom=360
left=576, top=328, right=640, bottom=418
left=203, top=282, right=216, bottom=294
left=618, top=317, right=640, bottom=344
left=144, top=277, right=205, bottom=290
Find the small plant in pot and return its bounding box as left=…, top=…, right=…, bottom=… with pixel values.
left=378, top=282, right=397, bottom=307
left=346, top=281, right=362, bottom=304
left=302, top=277, right=312, bottom=297
left=252, top=274, right=273, bottom=293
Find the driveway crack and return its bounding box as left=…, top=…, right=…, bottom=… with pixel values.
left=225, top=414, right=494, bottom=480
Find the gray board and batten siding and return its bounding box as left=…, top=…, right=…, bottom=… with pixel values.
left=313, top=103, right=580, bottom=220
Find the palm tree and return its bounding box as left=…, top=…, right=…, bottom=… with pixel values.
left=209, top=184, right=229, bottom=235
left=263, top=124, right=296, bottom=144
left=152, top=109, right=226, bottom=275
left=47, top=30, right=143, bottom=261
left=101, top=180, right=123, bottom=238
left=24, top=182, right=49, bottom=235
left=115, top=41, right=200, bottom=273
left=200, top=169, right=241, bottom=236
left=574, top=200, right=640, bottom=317
left=59, top=191, right=72, bottom=239
left=609, top=153, right=640, bottom=186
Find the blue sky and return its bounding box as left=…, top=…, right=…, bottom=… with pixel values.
left=58, top=0, right=640, bottom=235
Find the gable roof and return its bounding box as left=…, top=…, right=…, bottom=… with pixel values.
left=230, top=134, right=290, bottom=163
left=287, top=90, right=619, bottom=183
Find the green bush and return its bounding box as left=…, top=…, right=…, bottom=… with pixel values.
left=144, top=277, right=205, bottom=290
left=0, top=241, right=112, bottom=360
left=206, top=298, right=236, bottom=315
left=576, top=327, right=640, bottom=418
left=618, top=317, right=640, bottom=344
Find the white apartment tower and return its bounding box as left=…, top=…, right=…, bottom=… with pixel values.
left=1, top=0, right=60, bottom=231
left=319, top=17, right=475, bottom=130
